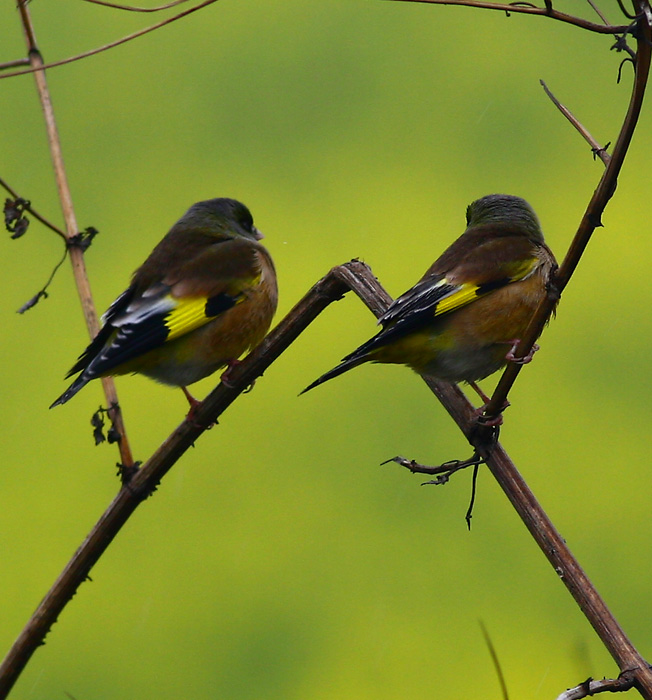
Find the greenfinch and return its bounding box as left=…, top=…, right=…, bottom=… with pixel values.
left=51, top=198, right=278, bottom=408
left=303, top=194, right=556, bottom=397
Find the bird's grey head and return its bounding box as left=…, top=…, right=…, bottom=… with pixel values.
left=466, top=194, right=544, bottom=242
left=180, top=198, right=263, bottom=240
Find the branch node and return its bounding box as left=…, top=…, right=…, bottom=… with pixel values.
left=611, top=30, right=637, bottom=59
left=117, top=461, right=142, bottom=485
left=91, top=404, right=125, bottom=446
left=67, top=226, right=99, bottom=252
left=587, top=211, right=604, bottom=229
left=591, top=142, right=611, bottom=160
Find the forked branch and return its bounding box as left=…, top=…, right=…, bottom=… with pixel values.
left=3, top=1, right=652, bottom=698
left=0, top=261, right=375, bottom=698
left=2, top=260, right=651, bottom=697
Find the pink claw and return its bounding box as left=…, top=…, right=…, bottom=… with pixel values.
left=474, top=406, right=504, bottom=427
left=505, top=339, right=540, bottom=365
left=220, top=359, right=242, bottom=389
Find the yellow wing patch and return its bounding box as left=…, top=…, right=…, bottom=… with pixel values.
left=434, top=283, right=481, bottom=317
left=164, top=297, right=213, bottom=341
left=164, top=269, right=263, bottom=342
left=433, top=257, right=538, bottom=318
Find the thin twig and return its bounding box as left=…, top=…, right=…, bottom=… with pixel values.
left=616, top=0, right=638, bottom=21
left=586, top=0, right=610, bottom=26
left=16, top=245, right=68, bottom=314
left=0, top=58, right=30, bottom=71
left=1, top=0, right=220, bottom=80
left=540, top=80, right=611, bottom=165
left=386, top=0, right=630, bottom=34
left=16, top=1, right=135, bottom=469
left=81, top=0, right=191, bottom=11
left=480, top=621, right=510, bottom=700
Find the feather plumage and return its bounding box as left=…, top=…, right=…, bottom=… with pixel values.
left=51, top=198, right=277, bottom=408
left=302, top=194, right=556, bottom=394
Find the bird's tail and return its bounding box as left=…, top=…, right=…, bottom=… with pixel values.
left=49, top=374, right=89, bottom=408
left=300, top=355, right=368, bottom=395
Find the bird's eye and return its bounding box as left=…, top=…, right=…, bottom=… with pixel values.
left=238, top=208, right=254, bottom=232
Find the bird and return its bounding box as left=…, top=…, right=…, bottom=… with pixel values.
left=51, top=197, right=278, bottom=410
left=302, top=194, right=557, bottom=403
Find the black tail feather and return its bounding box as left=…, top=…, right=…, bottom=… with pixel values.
left=50, top=373, right=91, bottom=408
left=300, top=355, right=368, bottom=395
left=300, top=321, right=404, bottom=395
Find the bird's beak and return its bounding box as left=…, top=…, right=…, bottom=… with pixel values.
left=253, top=227, right=264, bottom=240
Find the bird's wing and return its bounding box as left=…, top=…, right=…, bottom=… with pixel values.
left=67, top=237, right=265, bottom=380
left=301, top=229, right=545, bottom=394
left=344, top=254, right=541, bottom=364
left=378, top=255, right=538, bottom=330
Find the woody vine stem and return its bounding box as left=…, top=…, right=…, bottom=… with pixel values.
left=1, top=1, right=651, bottom=699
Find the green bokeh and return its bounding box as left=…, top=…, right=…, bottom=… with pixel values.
left=2, top=2, right=651, bottom=698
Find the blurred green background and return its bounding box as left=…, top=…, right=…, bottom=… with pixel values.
left=2, top=1, right=651, bottom=698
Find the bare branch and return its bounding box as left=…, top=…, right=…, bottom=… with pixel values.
left=0, top=58, right=30, bottom=71
left=480, top=621, right=510, bottom=700
left=586, top=0, right=610, bottom=26
left=540, top=80, right=611, bottom=165
left=16, top=246, right=68, bottom=314
left=386, top=0, right=631, bottom=34
left=3, top=258, right=652, bottom=697
left=0, top=260, right=362, bottom=699
left=80, top=0, right=192, bottom=11
left=1, top=0, right=220, bottom=80
left=616, top=0, right=638, bottom=21
left=384, top=453, right=485, bottom=484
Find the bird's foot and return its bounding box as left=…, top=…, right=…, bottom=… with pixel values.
left=468, top=383, right=509, bottom=426
left=220, top=359, right=241, bottom=388
left=181, top=386, right=216, bottom=429
left=504, top=339, right=539, bottom=365
left=473, top=404, right=507, bottom=427
left=220, top=359, right=256, bottom=393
